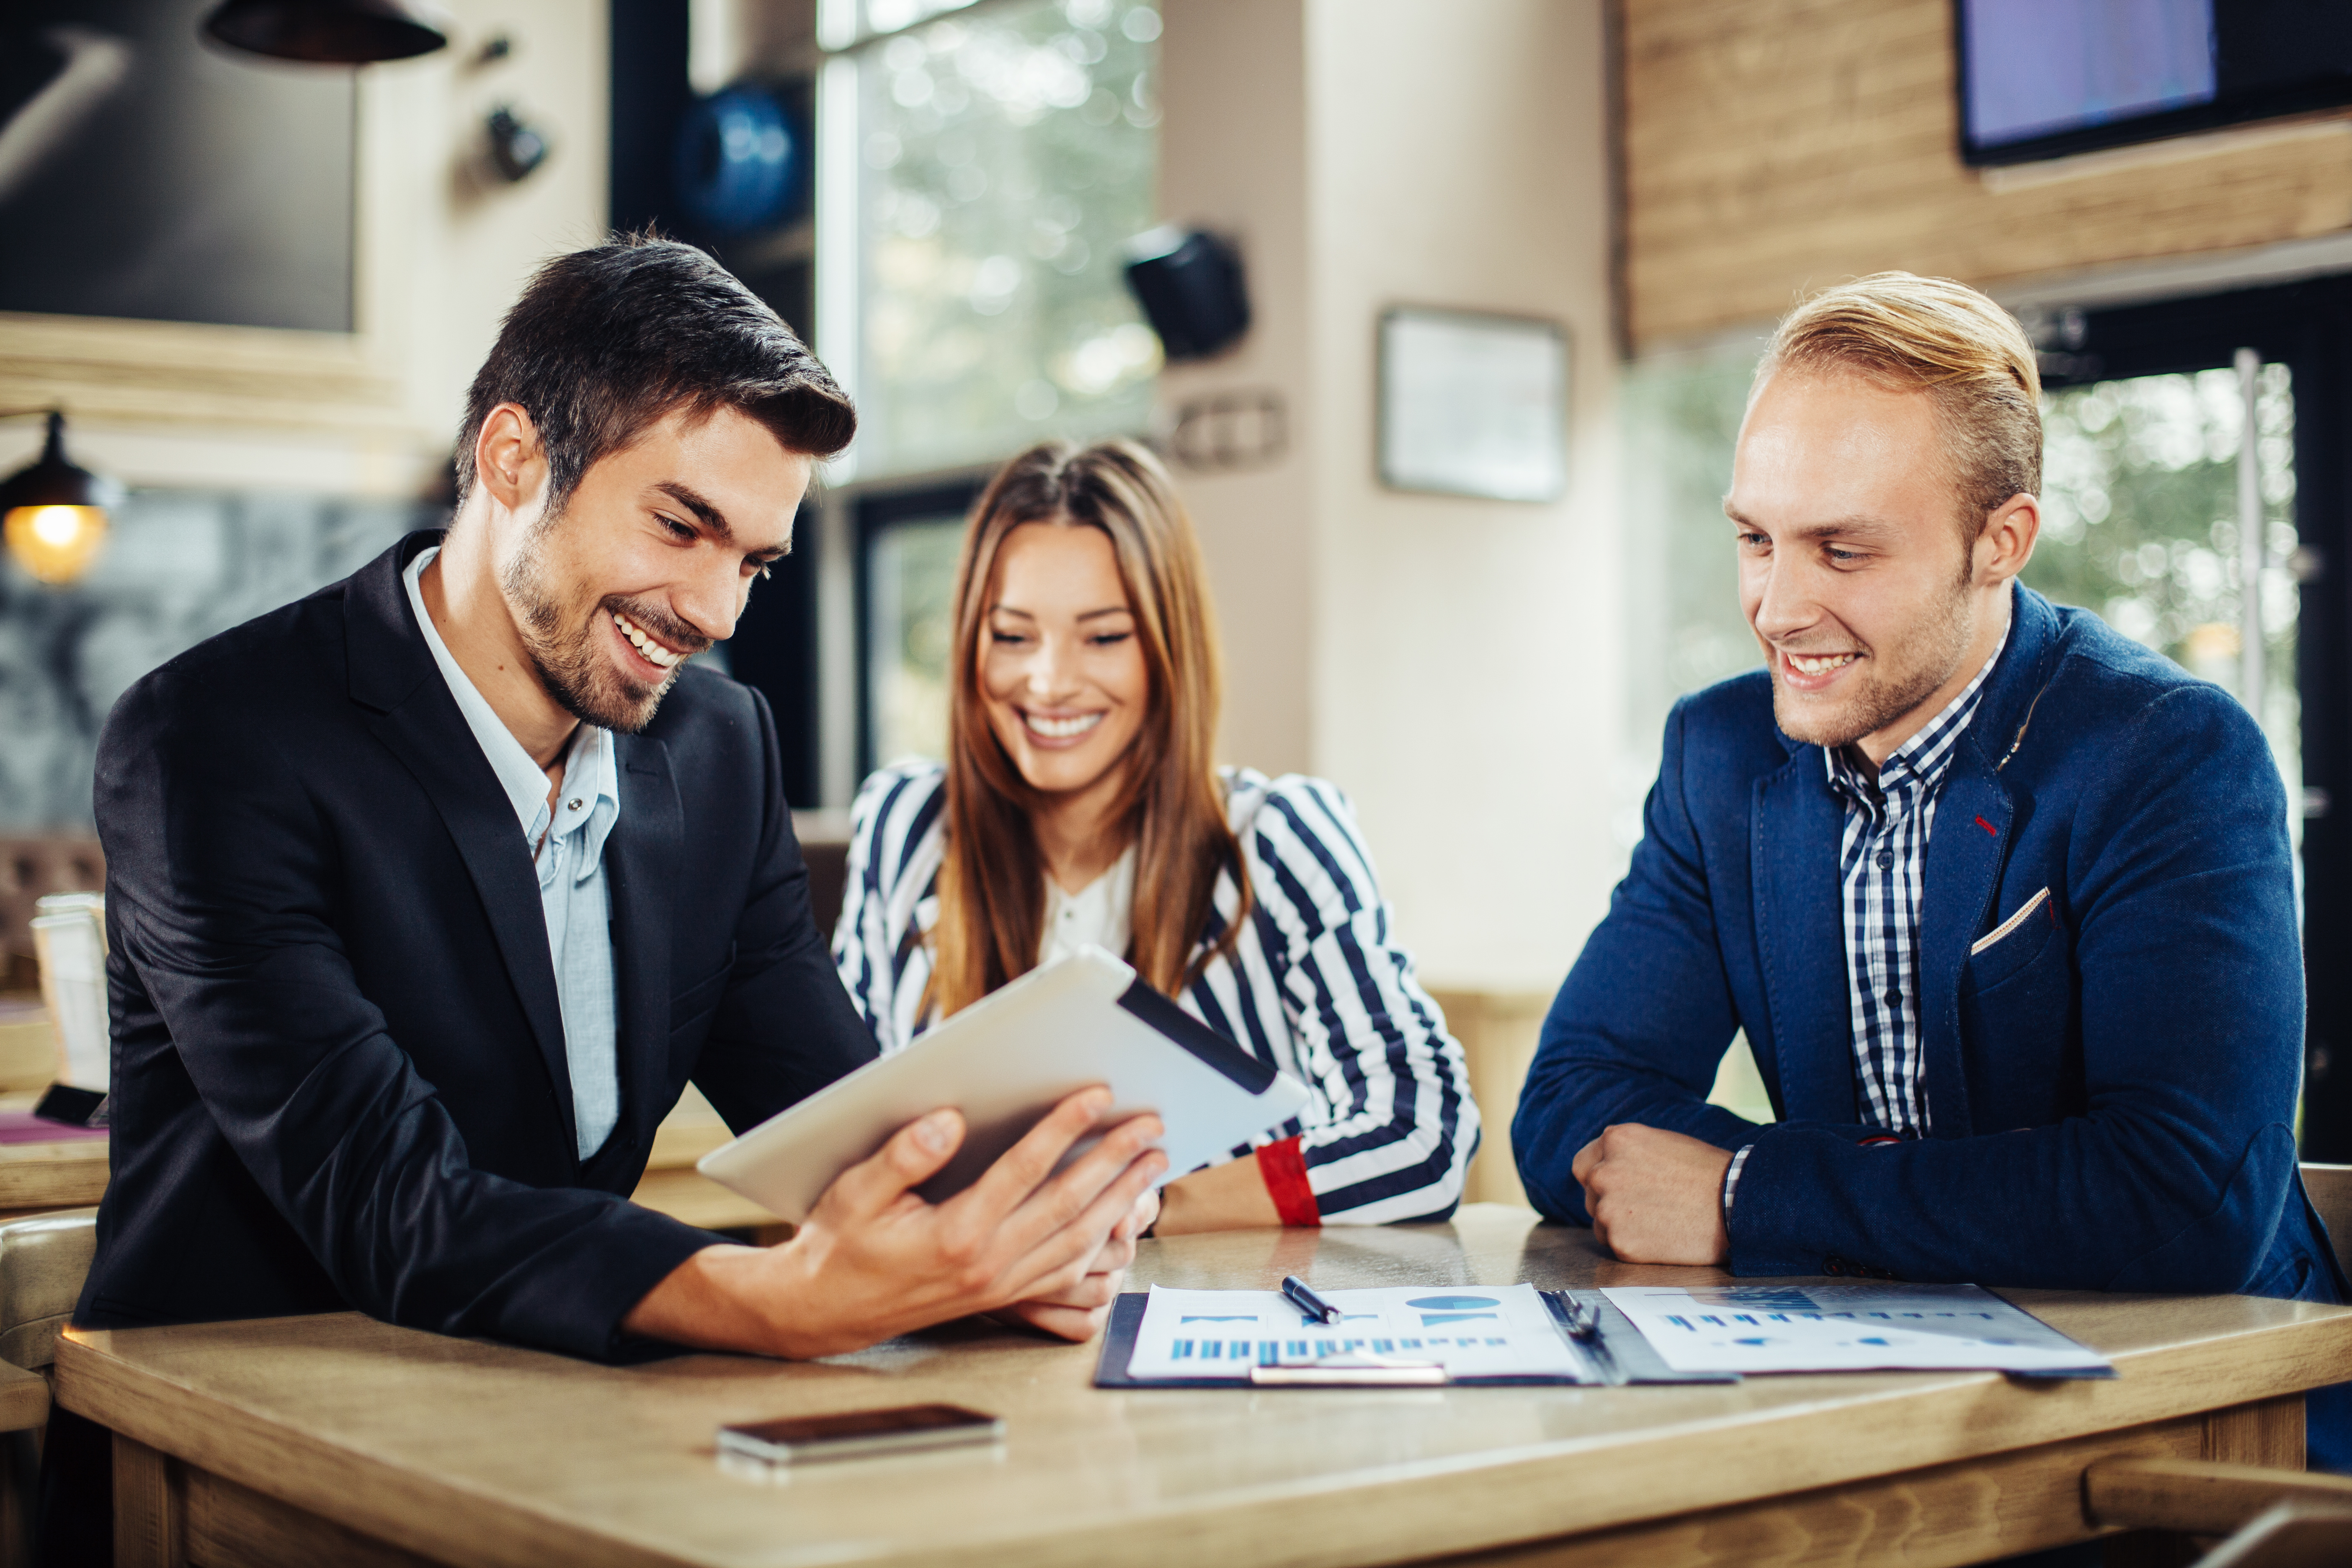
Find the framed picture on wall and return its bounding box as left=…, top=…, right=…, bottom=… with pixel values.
left=1377, top=307, right=1568, bottom=503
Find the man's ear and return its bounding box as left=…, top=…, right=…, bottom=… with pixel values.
left=1973, top=493, right=2040, bottom=587
left=473, top=404, right=548, bottom=514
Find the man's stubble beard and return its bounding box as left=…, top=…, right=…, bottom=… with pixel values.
left=499, top=515, right=693, bottom=735
left=1770, top=565, right=1977, bottom=753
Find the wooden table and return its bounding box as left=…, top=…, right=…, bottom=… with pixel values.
left=56, top=1204, right=2352, bottom=1568
left=0, top=1090, right=107, bottom=1222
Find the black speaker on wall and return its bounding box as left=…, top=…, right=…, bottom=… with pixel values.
left=1123, top=227, right=1250, bottom=362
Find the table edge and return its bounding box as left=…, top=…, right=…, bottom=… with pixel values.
left=54, top=1301, right=2352, bottom=1568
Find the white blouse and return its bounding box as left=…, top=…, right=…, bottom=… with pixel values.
left=1040, top=846, right=1135, bottom=967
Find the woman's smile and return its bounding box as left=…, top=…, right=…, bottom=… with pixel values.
left=1022, top=708, right=1107, bottom=745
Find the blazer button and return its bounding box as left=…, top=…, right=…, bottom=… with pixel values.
left=1824, top=1256, right=1845, bottom=1275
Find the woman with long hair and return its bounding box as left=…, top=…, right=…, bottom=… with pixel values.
left=833, top=438, right=1478, bottom=1232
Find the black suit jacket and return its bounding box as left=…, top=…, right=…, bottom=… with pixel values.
left=78, top=531, right=876, bottom=1357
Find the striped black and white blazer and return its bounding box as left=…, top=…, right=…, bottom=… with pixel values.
left=831, top=762, right=1480, bottom=1223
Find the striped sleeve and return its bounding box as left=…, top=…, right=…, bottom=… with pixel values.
left=830, top=764, right=946, bottom=1055
left=1246, top=776, right=1480, bottom=1224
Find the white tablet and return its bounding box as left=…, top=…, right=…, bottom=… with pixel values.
left=696, top=947, right=1312, bottom=1225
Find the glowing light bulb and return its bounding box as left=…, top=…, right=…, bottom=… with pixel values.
left=31, top=506, right=80, bottom=547
left=4, top=504, right=108, bottom=584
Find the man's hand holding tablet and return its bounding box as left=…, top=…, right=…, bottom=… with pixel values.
left=623, top=1087, right=1166, bottom=1358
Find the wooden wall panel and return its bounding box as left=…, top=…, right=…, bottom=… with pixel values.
left=1622, top=0, right=2352, bottom=347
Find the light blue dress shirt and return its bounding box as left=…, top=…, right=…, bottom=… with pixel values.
left=403, top=547, right=622, bottom=1158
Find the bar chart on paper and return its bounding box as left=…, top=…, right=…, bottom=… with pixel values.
left=1599, top=1284, right=2112, bottom=1377
left=1125, top=1284, right=1588, bottom=1381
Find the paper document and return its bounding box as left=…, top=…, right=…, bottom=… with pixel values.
left=1599, top=1283, right=2112, bottom=1377
left=1126, top=1284, right=1588, bottom=1382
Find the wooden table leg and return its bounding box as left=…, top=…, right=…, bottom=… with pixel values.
left=2205, top=1393, right=2305, bottom=1468
left=114, top=1431, right=185, bottom=1568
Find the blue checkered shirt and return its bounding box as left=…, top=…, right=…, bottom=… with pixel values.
left=1723, top=619, right=2009, bottom=1213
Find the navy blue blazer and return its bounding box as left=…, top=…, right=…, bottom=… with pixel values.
left=1514, top=584, right=2342, bottom=1304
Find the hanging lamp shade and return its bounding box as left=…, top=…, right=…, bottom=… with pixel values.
left=1, top=412, right=124, bottom=586
left=202, top=0, right=449, bottom=64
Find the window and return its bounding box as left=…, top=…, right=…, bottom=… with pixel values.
left=858, top=482, right=982, bottom=770
left=1622, top=351, right=2304, bottom=810
left=2035, top=365, right=2300, bottom=821
left=820, top=0, right=1163, bottom=482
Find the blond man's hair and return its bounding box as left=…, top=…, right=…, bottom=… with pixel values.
left=1759, top=272, right=2042, bottom=539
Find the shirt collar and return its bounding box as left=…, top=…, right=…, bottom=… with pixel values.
left=402, top=546, right=620, bottom=858
left=1825, top=610, right=2012, bottom=806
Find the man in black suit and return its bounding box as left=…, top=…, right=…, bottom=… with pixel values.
left=46, top=238, right=1160, bottom=1557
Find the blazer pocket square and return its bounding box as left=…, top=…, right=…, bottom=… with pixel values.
left=1970, top=887, right=2053, bottom=956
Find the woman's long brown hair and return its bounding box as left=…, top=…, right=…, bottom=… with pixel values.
left=929, top=438, right=1249, bottom=1018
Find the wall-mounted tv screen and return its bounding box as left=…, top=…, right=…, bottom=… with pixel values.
left=1957, top=0, right=2352, bottom=167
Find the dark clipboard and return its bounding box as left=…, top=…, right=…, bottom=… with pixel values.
left=1090, top=1290, right=1740, bottom=1389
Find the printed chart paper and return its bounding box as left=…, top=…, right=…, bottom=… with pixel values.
left=1599, top=1283, right=2111, bottom=1377
left=1126, top=1284, right=1588, bottom=1381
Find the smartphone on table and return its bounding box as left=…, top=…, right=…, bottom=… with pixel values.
left=717, top=1403, right=1004, bottom=1465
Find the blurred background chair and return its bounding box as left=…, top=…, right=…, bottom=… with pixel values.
left=2190, top=1501, right=2352, bottom=1567
left=2089, top=1461, right=2352, bottom=1565
left=2300, top=1164, right=2352, bottom=1284
left=0, top=1207, right=96, bottom=1563
left=2081, top=1166, right=2352, bottom=1564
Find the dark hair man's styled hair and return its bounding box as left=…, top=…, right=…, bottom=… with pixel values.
left=454, top=232, right=855, bottom=510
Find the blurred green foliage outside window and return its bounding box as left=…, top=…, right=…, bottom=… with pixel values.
left=869, top=509, right=967, bottom=766
left=1623, top=356, right=2303, bottom=834
left=848, top=0, right=1163, bottom=480
left=2036, top=366, right=2298, bottom=785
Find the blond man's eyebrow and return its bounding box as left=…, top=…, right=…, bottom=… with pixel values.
left=1723, top=505, right=1898, bottom=542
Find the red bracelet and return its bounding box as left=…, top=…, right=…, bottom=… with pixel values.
left=1255, top=1136, right=1321, bottom=1227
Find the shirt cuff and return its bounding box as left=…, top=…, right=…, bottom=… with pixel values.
left=1721, top=1143, right=1754, bottom=1223
left=1255, top=1136, right=1320, bottom=1227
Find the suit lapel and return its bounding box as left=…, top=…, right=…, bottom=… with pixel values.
left=1917, top=752, right=2009, bottom=1140
left=1743, top=585, right=2064, bottom=1141
left=607, top=733, right=681, bottom=1145
left=1910, top=585, right=2060, bottom=1140
left=348, top=533, right=578, bottom=1158
left=1751, top=750, right=1858, bottom=1124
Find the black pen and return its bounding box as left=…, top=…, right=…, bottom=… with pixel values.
left=1559, top=1297, right=1603, bottom=1342
left=1281, top=1274, right=1341, bottom=1326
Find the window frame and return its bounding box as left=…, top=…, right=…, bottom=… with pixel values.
left=853, top=476, right=988, bottom=777
left=2043, top=273, right=2352, bottom=1155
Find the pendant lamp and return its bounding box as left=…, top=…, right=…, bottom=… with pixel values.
left=0, top=411, right=124, bottom=586
left=202, top=0, right=449, bottom=64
